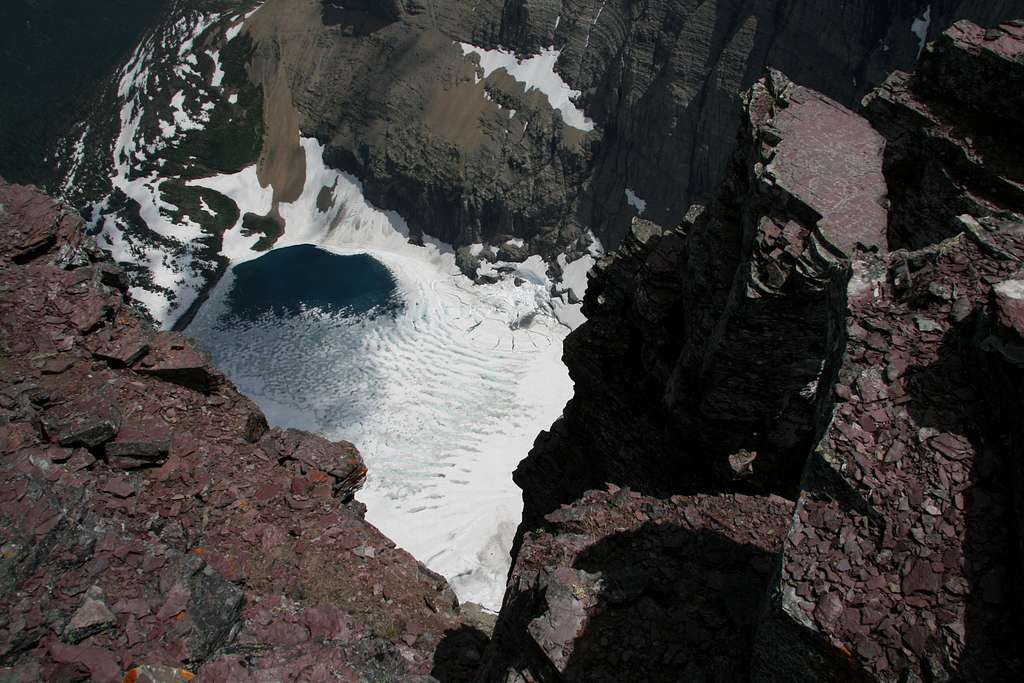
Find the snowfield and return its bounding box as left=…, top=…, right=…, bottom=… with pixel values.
left=187, top=138, right=588, bottom=610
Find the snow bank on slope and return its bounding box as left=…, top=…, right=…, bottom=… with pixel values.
left=911, top=5, right=932, bottom=56
left=97, top=11, right=230, bottom=327
left=625, top=188, right=647, bottom=214
left=459, top=43, right=595, bottom=132
left=188, top=138, right=576, bottom=610
left=208, top=50, right=224, bottom=87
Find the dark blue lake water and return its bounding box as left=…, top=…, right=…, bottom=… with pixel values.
left=226, top=244, right=402, bottom=321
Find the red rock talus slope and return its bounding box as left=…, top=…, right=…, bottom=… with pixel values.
left=756, top=19, right=1024, bottom=682
left=0, top=183, right=475, bottom=680
left=485, top=20, right=1024, bottom=683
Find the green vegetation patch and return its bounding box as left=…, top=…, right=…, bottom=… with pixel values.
left=163, top=34, right=264, bottom=179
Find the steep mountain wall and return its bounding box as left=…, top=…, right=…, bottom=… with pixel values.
left=51, top=0, right=1024, bottom=326
left=248, top=0, right=1024, bottom=252
left=485, top=19, right=1024, bottom=682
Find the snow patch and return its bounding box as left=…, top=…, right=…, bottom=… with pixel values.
left=558, top=253, right=595, bottom=303
left=170, top=91, right=204, bottom=132
left=911, top=5, right=932, bottom=56
left=225, top=3, right=262, bottom=42
left=625, top=188, right=647, bottom=214
left=225, top=22, right=245, bottom=42
left=60, top=125, right=90, bottom=196
left=188, top=164, right=274, bottom=259
left=178, top=14, right=217, bottom=57
left=458, top=43, right=595, bottom=131
left=208, top=49, right=224, bottom=87
left=994, top=279, right=1024, bottom=300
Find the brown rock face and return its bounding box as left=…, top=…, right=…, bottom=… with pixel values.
left=488, top=19, right=1024, bottom=683
left=0, top=180, right=474, bottom=679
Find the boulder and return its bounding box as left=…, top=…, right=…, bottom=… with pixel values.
left=63, top=587, right=117, bottom=644
left=260, top=428, right=367, bottom=499
left=41, top=387, right=122, bottom=448
left=104, top=416, right=173, bottom=468
left=135, top=332, right=221, bottom=393
left=0, top=182, right=82, bottom=263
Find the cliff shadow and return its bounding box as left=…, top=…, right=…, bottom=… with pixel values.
left=320, top=0, right=400, bottom=35
left=560, top=523, right=777, bottom=682
left=903, top=319, right=1023, bottom=680
left=431, top=624, right=490, bottom=683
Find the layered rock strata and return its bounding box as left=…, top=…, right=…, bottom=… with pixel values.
left=243, top=0, right=1024, bottom=253
left=488, top=19, right=1024, bottom=683
left=0, top=182, right=478, bottom=681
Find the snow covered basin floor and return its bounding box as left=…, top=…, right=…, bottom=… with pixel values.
left=187, top=238, right=573, bottom=611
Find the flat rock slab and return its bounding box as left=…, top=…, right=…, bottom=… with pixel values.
left=41, top=387, right=122, bottom=448
left=0, top=182, right=82, bottom=263
left=64, top=592, right=118, bottom=644
left=768, top=85, right=888, bottom=256
left=86, top=315, right=153, bottom=367
left=260, top=428, right=367, bottom=498
left=105, top=416, right=173, bottom=469
left=931, top=20, right=1024, bottom=122
left=136, top=332, right=220, bottom=393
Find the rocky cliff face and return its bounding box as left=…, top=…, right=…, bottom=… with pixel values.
left=54, top=0, right=1024, bottom=326
left=487, top=19, right=1024, bottom=682
left=0, top=182, right=489, bottom=681
left=245, top=0, right=1024, bottom=254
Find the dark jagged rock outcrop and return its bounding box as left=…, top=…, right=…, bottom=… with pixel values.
left=487, top=20, right=1024, bottom=683
left=0, top=181, right=479, bottom=681
left=866, top=19, right=1024, bottom=250
left=516, top=69, right=889, bottom=529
